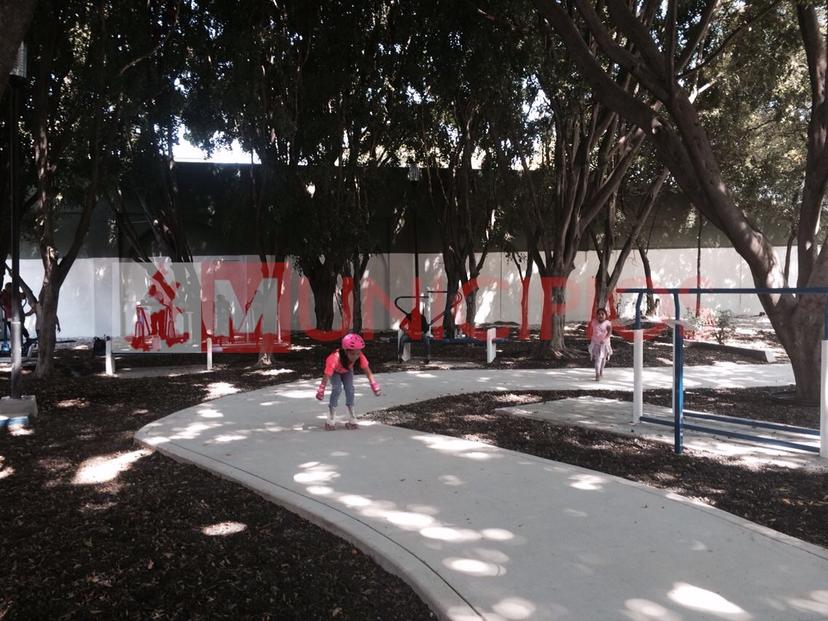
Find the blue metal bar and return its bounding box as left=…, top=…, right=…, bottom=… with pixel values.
left=683, top=409, right=819, bottom=436
left=639, top=416, right=820, bottom=453
left=672, top=292, right=684, bottom=454
left=618, top=287, right=828, bottom=294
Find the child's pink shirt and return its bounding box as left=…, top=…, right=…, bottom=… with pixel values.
left=590, top=319, right=612, bottom=345
left=324, top=351, right=369, bottom=375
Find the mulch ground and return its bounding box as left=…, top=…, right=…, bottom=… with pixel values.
left=1, top=330, right=824, bottom=619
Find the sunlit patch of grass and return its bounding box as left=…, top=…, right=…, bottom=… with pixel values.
left=204, top=382, right=240, bottom=400
left=55, top=398, right=90, bottom=409
left=491, top=392, right=543, bottom=405
left=201, top=521, right=247, bottom=536
left=249, top=367, right=295, bottom=377
left=0, top=455, right=12, bottom=480
left=72, top=449, right=151, bottom=485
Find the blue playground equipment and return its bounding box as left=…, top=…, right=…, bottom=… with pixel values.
left=616, top=286, right=828, bottom=457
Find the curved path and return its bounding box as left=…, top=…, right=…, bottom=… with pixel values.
left=136, top=365, right=828, bottom=620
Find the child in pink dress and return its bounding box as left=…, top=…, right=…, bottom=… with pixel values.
left=589, top=308, right=613, bottom=381
left=315, top=333, right=381, bottom=430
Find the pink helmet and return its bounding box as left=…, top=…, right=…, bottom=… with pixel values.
left=341, top=333, right=365, bottom=350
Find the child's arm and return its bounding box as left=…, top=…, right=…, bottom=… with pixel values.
left=364, top=367, right=381, bottom=396
left=316, top=374, right=332, bottom=400
left=605, top=321, right=613, bottom=342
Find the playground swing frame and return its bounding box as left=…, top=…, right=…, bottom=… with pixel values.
left=617, top=286, right=828, bottom=458
left=393, top=291, right=499, bottom=363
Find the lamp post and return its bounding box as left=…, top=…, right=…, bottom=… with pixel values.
left=408, top=163, right=421, bottom=335
left=8, top=43, right=27, bottom=399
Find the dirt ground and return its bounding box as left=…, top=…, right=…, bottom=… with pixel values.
left=1, top=327, right=825, bottom=620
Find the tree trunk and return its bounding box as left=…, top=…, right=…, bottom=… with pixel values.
left=594, top=252, right=610, bottom=313
left=519, top=275, right=531, bottom=340
left=308, top=269, right=338, bottom=331
left=339, top=266, right=353, bottom=334
left=442, top=279, right=459, bottom=339
left=35, top=278, right=59, bottom=378
left=775, top=305, right=822, bottom=404
left=351, top=277, right=362, bottom=334
left=783, top=228, right=796, bottom=287
left=790, top=341, right=821, bottom=404
left=638, top=245, right=657, bottom=315
left=442, top=253, right=464, bottom=339
left=537, top=267, right=572, bottom=354
left=255, top=272, right=282, bottom=367
left=351, top=251, right=369, bottom=334
left=463, top=277, right=477, bottom=333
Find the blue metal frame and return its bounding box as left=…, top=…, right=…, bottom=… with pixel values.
left=640, top=416, right=819, bottom=454
left=618, top=286, right=828, bottom=455
left=683, top=409, right=819, bottom=436
left=618, top=286, right=828, bottom=337
left=672, top=291, right=684, bottom=453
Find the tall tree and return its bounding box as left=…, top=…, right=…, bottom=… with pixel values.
left=24, top=0, right=183, bottom=376
left=185, top=0, right=407, bottom=333
left=533, top=0, right=825, bottom=401
left=513, top=22, right=645, bottom=353
left=403, top=0, right=526, bottom=337
left=591, top=164, right=670, bottom=313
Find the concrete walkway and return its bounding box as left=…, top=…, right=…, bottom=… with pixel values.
left=136, top=364, right=828, bottom=621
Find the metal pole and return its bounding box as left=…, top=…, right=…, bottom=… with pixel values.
left=413, top=193, right=419, bottom=313
left=821, top=300, right=828, bottom=458
left=408, top=164, right=421, bottom=339
left=633, top=330, right=643, bottom=424
left=8, top=78, right=22, bottom=399
left=633, top=292, right=644, bottom=424
left=672, top=292, right=684, bottom=454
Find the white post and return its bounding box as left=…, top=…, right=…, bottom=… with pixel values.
left=486, top=327, right=496, bottom=364
left=275, top=277, right=283, bottom=344
left=397, top=329, right=411, bottom=362
left=207, top=336, right=213, bottom=371
left=275, top=294, right=282, bottom=344
left=821, top=340, right=828, bottom=458
left=185, top=311, right=194, bottom=345
left=425, top=293, right=433, bottom=337
left=111, top=263, right=121, bottom=341
left=104, top=337, right=115, bottom=376
left=633, top=329, right=643, bottom=424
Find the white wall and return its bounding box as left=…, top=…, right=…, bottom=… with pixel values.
left=15, top=246, right=796, bottom=339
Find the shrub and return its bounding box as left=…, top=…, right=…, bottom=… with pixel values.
left=712, top=309, right=735, bottom=345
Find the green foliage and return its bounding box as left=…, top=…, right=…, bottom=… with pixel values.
left=696, top=4, right=807, bottom=232
left=181, top=0, right=411, bottom=267
left=686, top=307, right=735, bottom=344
